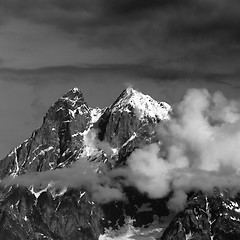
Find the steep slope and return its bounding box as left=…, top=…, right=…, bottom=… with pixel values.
left=0, top=88, right=90, bottom=178
left=0, top=87, right=171, bottom=240
left=98, top=87, right=171, bottom=160
left=0, top=88, right=105, bottom=240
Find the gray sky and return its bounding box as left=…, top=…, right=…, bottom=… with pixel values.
left=0, top=0, right=240, bottom=158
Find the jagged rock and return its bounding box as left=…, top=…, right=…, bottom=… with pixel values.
left=162, top=190, right=240, bottom=240
left=97, top=87, right=170, bottom=161
left=0, top=88, right=91, bottom=179
left=0, top=185, right=103, bottom=240
left=0, top=87, right=171, bottom=239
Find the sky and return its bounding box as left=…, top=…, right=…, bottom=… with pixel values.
left=0, top=0, right=240, bottom=158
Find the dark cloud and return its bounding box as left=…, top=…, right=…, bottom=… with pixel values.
left=102, top=0, right=186, bottom=16
left=1, top=0, right=239, bottom=43
left=168, top=1, right=240, bottom=43
left=0, top=0, right=239, bottom=76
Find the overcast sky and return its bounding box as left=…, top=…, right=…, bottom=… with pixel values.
left=0, top=0, right=240, bottom=158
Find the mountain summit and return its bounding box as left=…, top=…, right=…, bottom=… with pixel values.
left=111, top=87, right=171, bottom=121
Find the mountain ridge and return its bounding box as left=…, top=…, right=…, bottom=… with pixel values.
left=0, top=87, right=171, bottom=240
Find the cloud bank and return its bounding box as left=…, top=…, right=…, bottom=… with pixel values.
left=1, top=158, right=123, bottom=204
left=125, top=88, right=240, bottom=211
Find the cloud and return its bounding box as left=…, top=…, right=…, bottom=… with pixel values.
left=1, top=158, right=124, bottom=203
left=122, top=88, right=240, bottom=211
left=0, top=0, right=239, bottom=81
left=84, top=128, right=116, bottom=156
left=167, top=190, right=187, bottom=212
left=126, top=144, right=172, bottom=198
left=1, top=0, right=239, bottom=46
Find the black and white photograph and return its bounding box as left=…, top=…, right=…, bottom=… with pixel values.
left=0, top=0, right=240, bottom=239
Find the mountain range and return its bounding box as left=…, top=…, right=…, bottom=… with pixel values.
left=0, top=87, right=240, bottom=240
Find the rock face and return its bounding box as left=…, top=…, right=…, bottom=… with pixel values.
left=0, top=88, right=91, bottom=179
left=98, top=87, right=170, bottom=161
left=162, top=190, right=240, bottom=240
left=0, top=87, right=171, bottom=240
left=0, top=88, right=104, bottom=240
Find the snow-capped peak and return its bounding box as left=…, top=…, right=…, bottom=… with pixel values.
left=71, top=87, right=80, bottom=93
left=111, top=87, right=171, bottom=120
left=61, top=87, right=84, bottom=101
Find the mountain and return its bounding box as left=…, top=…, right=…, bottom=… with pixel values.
left=0, top=87, right=171, bottom=240
left=1, top=87, right=239, bottom=240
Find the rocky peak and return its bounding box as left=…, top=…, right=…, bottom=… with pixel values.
left=110, top=87, right=171, bottom=121
left=97, top=88, right=171, bottom=158
left=45, top=87, right=89, bottom=122
left=62, top=87, right=83, bottom=100
left=0, top=88, right=93, bottom=179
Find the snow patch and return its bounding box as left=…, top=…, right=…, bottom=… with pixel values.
left=122, top=132, right=137, bottom=147
left=230, top=216, right=240, bottom=221
left=51, top=187, right=68, bottom=198
left=69, top=106, right=84, bottom=118
left=39, top=146, right=54, bottom=156
left=80, top=191, right=86, bottom=198
left=99, top=218, right=164, bottom=240
left=72, top=87, right=79, bottom=93
left=111, top=148, right=118, bottom=155
left=9, top=148, right=20, bottom=177
left=29, top=183, right=53, bottom=199
left=185, top=232, right=192, bottom=240
left=90, top=107, right=102, bottom=123
left=29, top=146, right=55, bottom=165
left=223, top=200, right=240, bottom=213
left=32, top=145, right=43, bottom=154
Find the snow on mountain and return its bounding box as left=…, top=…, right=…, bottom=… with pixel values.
left=99, top=218, right=164, bottom=240
left=90, top=107, right=103, bottom=123
left=111, top=87, right=171, bottom=121
left=3, top=87, right=240, bottom=240
left=0, top=87, right=173, bottom=240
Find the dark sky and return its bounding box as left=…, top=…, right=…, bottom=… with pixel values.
left=0, top=0, right=240, bottom=158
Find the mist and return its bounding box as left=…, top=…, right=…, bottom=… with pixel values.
left=1, top=158, right=124, bottom=204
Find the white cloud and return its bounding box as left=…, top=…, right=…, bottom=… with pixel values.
left=125, top=88, right=240, bottom=211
